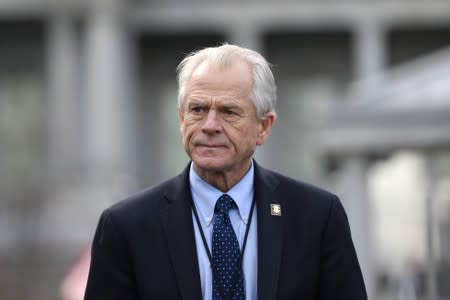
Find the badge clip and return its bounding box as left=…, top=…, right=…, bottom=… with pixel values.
left=270, top=204, right=281, bottom=216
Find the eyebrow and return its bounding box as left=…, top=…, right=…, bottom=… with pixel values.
left=187, top=99, right=207, bottom=107
left=186, top=98, right=246, bottom=111
left=221, top=104, right=241, bottom=110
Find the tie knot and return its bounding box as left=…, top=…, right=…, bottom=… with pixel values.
left=215, top=194, right=234, bottom=215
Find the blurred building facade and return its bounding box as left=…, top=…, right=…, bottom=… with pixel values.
left=1, top=0, right=450, bottom=299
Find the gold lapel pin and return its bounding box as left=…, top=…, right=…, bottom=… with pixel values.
left=270, top=204, right=281, bottom=216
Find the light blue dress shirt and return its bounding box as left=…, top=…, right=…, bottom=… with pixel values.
left=190, top=162, right=258, bottom=300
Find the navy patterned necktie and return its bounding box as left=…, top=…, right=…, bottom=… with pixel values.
left=212, top=194, right=245, bottom=300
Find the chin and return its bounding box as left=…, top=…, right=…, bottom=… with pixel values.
left=192, top=157, right=230, bottom=172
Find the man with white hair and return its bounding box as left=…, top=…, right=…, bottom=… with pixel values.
left=85, top=44, right=367, bottom=300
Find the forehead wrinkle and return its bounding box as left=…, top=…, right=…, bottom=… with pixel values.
left=185, top=60, right=254, bottom=107
left=189, top=79, right=249, bottom=93
left=187, top=86, right=250, bottom=102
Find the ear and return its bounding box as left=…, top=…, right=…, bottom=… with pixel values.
left=256, top=112, right=276, bottom=146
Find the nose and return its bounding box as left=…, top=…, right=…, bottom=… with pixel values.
left=201, top=110, right=222, bottom=134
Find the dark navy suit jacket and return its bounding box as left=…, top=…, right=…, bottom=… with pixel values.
left=84, top=162, right=367, bottom=300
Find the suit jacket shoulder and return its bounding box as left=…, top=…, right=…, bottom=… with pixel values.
left=85, top=165, right=199, bottom=300
left=253, top=163, right=366, bottom=300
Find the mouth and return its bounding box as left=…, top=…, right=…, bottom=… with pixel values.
left=198, top=144, right=225, bottom=148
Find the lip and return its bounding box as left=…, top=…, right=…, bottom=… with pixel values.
left=197, top=143, right=225, bottom=148
left=199, top=144, right=223, bottom=148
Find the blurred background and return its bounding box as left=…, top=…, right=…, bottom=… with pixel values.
left=1, top=0, right=450, bottom=299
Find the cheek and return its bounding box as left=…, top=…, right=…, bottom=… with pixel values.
left=179, top=122, right=189, bottom=140
left=237, top=122, right=258, bottom=137
left=181, top=127, right=191, bottom=142
left=181, top=122, right=198, bottom=144
left=227, top=126, right=256, bottom=146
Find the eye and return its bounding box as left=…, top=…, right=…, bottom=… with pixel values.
left=225, top=109, right=236, bottom=116
left=222, top=106, right=240, bottom=117
left=191, top=106, right=204, bottom=113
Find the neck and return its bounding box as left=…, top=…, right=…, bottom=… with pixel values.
left=193, top=160, right=252, bottom=192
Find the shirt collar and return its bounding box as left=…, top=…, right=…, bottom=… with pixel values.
left=189, top=162, right=255, bottom=227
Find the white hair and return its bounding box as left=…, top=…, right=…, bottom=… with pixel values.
left=176, top=44, right=277, bottom=120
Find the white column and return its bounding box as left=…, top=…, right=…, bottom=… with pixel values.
left=41, top=12, right=85, bottom=248
left=47, top=13, right=78, bottom=181
left=338, top=156, right=374, bottom=299
left=348, top=23, right=384, bottom=297
left=85, top=1, right=127, bottom=173
left=81, top=0, right=137, bottom=235
left=354, top=22, right=386, bottom=79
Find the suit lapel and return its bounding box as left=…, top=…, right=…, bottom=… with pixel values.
left=254, top=163, right=283, bottom=300
left=160, top=165, right=202, bottom=300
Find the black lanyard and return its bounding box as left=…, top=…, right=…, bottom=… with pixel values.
left=190, top=194, right=256, bottom=300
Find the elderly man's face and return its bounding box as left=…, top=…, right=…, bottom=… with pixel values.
left=179, top=60, right=273, bottom=177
